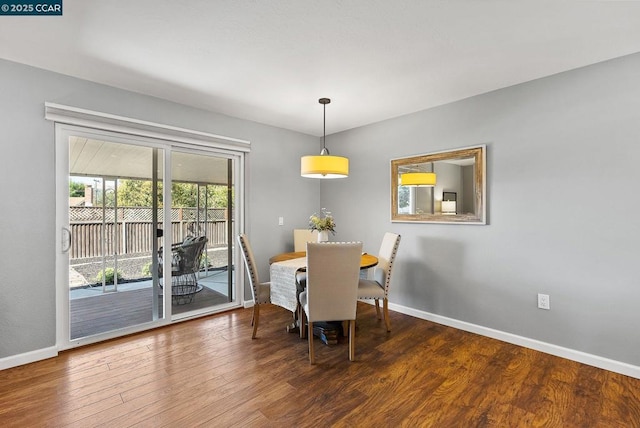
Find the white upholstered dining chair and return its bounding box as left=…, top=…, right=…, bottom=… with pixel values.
left=358, top=232, right=401, bottom=332
left=293, top=229, right=317, bottom=252
left=298, top=242, right=362, bottom=364
left=237, top=234, right=271, bottom=339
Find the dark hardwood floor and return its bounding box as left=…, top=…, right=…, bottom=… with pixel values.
left=1, top=302, right=639, bottom=427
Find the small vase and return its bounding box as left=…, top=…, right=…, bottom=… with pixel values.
left=317, top=230, right=329, bottom=242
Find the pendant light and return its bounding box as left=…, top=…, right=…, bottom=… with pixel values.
left=400, top=162, right=436, bottom=186
left=301, top=98, right=349, bottom=179
left=400, top=172, right=436, bottom=187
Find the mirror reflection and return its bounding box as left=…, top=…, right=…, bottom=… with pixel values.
left=391, top=145, right=486, bottom=224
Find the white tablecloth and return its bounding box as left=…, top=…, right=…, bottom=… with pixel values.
left=269, top=257, right=307, bottom=312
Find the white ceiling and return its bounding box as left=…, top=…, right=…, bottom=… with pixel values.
left=70, top=136, right=231, bottom=184
left=2, top=1, right=640, bottom=136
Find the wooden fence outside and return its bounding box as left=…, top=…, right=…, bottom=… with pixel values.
left=70, top=207, right=231, bottom=259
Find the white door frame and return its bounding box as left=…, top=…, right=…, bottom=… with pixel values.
left=48, top=104, right=248, bottom=351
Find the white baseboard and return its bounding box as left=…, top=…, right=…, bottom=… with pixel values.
left=0, top=346, right=58, bottom=371
left=7, top=302, right=638, bottom=379
left=3, top=303, right=257, bottom=371
left=382, top=301, right=640, bottom=380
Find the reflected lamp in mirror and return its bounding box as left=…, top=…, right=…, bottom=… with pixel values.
left=400, top=172, right=436, bottom=187
left=441, top=200, right=457, bottom=215
left=391, top=144, right=486, bottom=224
left=442, top=191, right=457, bottom=215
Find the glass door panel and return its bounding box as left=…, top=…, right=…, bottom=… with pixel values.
left=169, top=151, right=236, bottom=318
left=67, top=136, right=165, bottom=340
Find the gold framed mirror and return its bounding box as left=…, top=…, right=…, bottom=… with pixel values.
left=391, top=144, right=486, bottom=224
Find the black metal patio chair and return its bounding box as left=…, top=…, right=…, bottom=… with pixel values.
left=159, top=235, right=208, bottom=304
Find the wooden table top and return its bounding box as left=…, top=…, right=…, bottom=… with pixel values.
left=269, top=251, right=378, bottom=269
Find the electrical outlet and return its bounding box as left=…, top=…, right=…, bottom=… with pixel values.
left=278, top=216, right=284, bottom=226
left=537, top=293, right=550, bottom=310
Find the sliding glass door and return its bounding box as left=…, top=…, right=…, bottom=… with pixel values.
left=56, top=124, right=243, bottom=349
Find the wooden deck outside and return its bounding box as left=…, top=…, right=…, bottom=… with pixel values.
left=70, top=275, right=232, bottom=339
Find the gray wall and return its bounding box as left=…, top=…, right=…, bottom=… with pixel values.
left=0, top=59, right=320, bottom=359
left=2, top=51, right=640, bottom=369
left=324, top=52, right=640, bottom=366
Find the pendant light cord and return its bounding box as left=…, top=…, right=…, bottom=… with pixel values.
left=319, top=97, right=330, bottom=155
left=323, top=102, right=326, bottom=151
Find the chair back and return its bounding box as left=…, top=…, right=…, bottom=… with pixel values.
left=373, top=233, right=401, bottom=295
left=159, top=235, right=207, bottom=276
left=294, top=229, right=317, bottom=252
left=180, top=236, right=208, bottom=274
left=237, top=234, right=260, bottom=301
left=306, top=242, right=362, bottom=322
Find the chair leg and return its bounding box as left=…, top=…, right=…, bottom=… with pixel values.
left=308, top=321, right=315, bottom=364
left=374, top=299, right=382, bottom=319
left=251, top=304, right=260, bottom=339
left=250, top=306, right=255, bottom=326
left=299, top=307, right=307, bottom=339
left=348, top=319, right=356, bottom=361
left=383, top=298, right=391, bottom=332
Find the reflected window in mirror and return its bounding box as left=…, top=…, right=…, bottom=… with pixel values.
left=391, top=145, right=486, bottom=224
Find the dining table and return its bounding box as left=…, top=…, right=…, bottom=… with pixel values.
left=268, top=250, right=378, bottom=334
left=269, top=251, right=378, bottom=268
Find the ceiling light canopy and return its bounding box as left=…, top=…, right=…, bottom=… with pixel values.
left=301, top=98, right=349, bottom=179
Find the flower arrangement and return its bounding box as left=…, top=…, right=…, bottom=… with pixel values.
left=309, top=208, right=336, bottom=234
